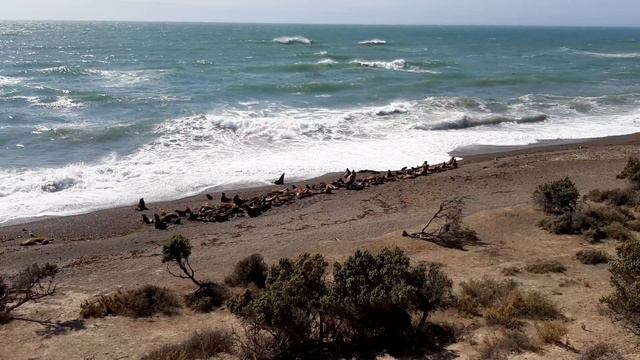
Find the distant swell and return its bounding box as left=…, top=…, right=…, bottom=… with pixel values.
left=272, top=36, right=312, bottom=45
left=560, top=47, right=640, bottom=59
left=358, top=39, right=387, bottom=45
left=429, top=114, right=549, bottom=130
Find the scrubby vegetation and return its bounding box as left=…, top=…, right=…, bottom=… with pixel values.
left=617, top=156, right=640, bottom=189
left=403, top=197, right=480, bottom=250
left=501, top=266, right=521, bottom=276
left=601, top=238, right=640, bottom=332
left=535, top=321, right=568, bottom=344
left=525, top=260, right=567, bottom=274
left=0, top=263, right=58, bottom=324
left=477, top=328, right=541, bottom=360
left=80, top=285, right=180, bottom=318
left=580, top=343, right=625, bottom=360
left=141, top=329, right=234, bottom=360
left=162, top=235, right=229, bottom=312
left=576, top=249, right=609, bottom=265
left=534, top=177, right=580, bottom=214
left=225, top=253, right=268, bottom=288
left=586, top=188, right=638, bottom=207
left=458, top=279, right=562, bottom=328
left=227, top=247, right=454, bottom=358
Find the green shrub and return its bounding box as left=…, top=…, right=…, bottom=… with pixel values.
left=185, top=284, right=229, bottom=313
left=586, top=188, right=639, bottom=207
left=525, top=260, right=567, bottom=274
left=227, top=248, right=454, bottom=358
left=225, top=254, right=268, bottom=288
left=580, top=343, right=625, bottom=360
left=533, top=177, right=580, bottom=214
left=539, top=203, right=635, bottom=241
left=141, top=329, right=234, bottom=360
left=602, top=238, right=640, bottom=331
left=617, top=156, right=640, bottom=189
left=576, top=249, right=609, bottom=265
left=458, top=279, right=519, bottom=316
left=80, top=285, right=180, bottom=318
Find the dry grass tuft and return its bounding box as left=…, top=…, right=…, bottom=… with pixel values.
left=459, top=279, right=562, bottom=328
left=535, top=321, right=568, bottom=344
left=576, top=249, right=609, bottom=265
left=580, top=343, right=625, bottom=360
left=525, top=260, right=567, bottom=274
left=501, top=266, right=521, bottom=277
left=477, top=329, right=541, bottom=360
left=80, top=285, right=180, bottom=318
left=140, top=329, right=234, bottom=360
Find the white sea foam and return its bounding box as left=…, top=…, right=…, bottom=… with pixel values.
left=0, top=75, right=21, bottom=86
left=272, top=36, right=312, bottom=45
left=1, top=97, right=640, bottom=224
left=358, top=39, right=387, bottom=45
left=560, top=47, right=640, bottom=59
left=351, top=59, right=407, bottom=71
left=317, top=58, right=338, bottom=65
left=87, top=69, right=165, bottom=86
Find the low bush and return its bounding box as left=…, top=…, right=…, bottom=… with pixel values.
left=535, top=321, right=568, bottom=344
left=458, top=279, right=562, bottom=328
left=576, top=249, right=609, bottom=265
left=617, top=156, right=640, bottom=189
left=586, top=188, right=638, bottom=207
left=533, top=177, right=580, bottom=214
left=477, top=329, right=541, bottom=360
left=185, top=283, right=229, bottom=313
left=227, top=248, right=455, bottom=358
left=604, top=223, right=633, bottom=241
left=501, top=266, right=521, bottom=277
left=580, top=343, right=625, bottom=360
left=525, top=260, right=567, bottom=274
left=0, top=263, right=58, bottom=324
left=225, top=254, right=268, bottom=288
left=141, top=329, right=234, bottom=360
left=601, top=238, right=640, bottom=331
left=80, top=285, right=180, bottom=318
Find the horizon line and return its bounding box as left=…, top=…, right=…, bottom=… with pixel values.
left=1, top=18, right=639, bottom=29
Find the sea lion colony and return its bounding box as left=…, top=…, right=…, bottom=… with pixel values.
left=137, top=158, right=459, bottom=229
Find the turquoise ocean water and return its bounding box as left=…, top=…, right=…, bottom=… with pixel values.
left=1, top=22, right=640, bottom=223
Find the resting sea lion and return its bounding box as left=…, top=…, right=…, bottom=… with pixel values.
left=233, top=195, right=247, bottom=207
left=142, top=214, right=154, bottom=224
left=206, top=193, right=213, bottom=200
left=220, top=193, right=231, bottom=203
left=153, top=214, right=167, bottom=230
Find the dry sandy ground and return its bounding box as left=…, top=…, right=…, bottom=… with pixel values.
left=1, top=135, right=640, bottom=359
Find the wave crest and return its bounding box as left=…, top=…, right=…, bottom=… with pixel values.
left=560, top=47, right=640, bottom=59
left=273, top=36, right=312, bottom=45
left=358, top=39, right=387, bottom=45
left=428, top=114, right=549, bottom=130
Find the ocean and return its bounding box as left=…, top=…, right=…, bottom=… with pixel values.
left=1, top=22, right=640, bottom=224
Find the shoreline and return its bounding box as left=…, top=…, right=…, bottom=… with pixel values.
left=2, top=132, right=640, bottom=234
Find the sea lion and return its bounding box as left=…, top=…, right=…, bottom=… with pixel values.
left=175, top=207, right=191, bottom=217
left=345, top=170, right=356, bottom=187
left=206, top=193, right=213, bottom=200
left=233, top=195, right=247, bottom=207
left=153, top=214, right=167, bottom=230
left=220, top=193, right=231, bottom=203
left=449, top=157, right=458, bottom=168
left=141, top=214, right=154, bottom=224
left=20, top=237, right=53, bottom=246
left=344, top=168, right=351, bottom=178
left=135, top=198, right=148, bottom=211
left=274, top=173, right=285, bottom=185
left=243, top=204, right=262, bottom=218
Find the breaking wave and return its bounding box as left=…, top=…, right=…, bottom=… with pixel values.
left=358, top=39, right=387, bottom=45
left=428, top=114, right=549, bottom=130
left=272, top=36, right=312, bottom=45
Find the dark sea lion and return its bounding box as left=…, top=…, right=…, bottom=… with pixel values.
left=243, top=204, right=262, bottom=218
left=142, top=214, right=154, bottom=224
left=206, top=193, right=213, bottom=200
left=220, top=193, right=231, bottom=203
left=233, top=194, right=247, bottom=207
left=153, top=214, right=167, bottom=230
left=344, top=168, right=351, bottom=178
left=161, top=213, right=179, bottom=224
left=175, top=207, right=191, bottom=217
left=274, top=173, right=285, bottom=185
left=135, top=198, right=148, bottom=211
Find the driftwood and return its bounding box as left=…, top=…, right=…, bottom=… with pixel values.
left=402, top=197, right=479, bottom=250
